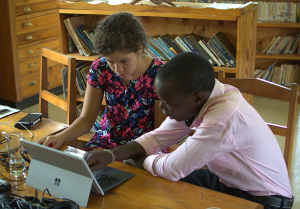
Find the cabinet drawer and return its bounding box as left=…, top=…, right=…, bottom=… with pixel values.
left=19, top=49, right=60, bottom=77
left=18, top=37, right=60, bottom=61
left=16, top=13, right=57, bottom=35
left=15, top=1, right=56, bottom=17
left=21, top=64, right=62, bottom=98
left=17, top=26, right=58, bottom=45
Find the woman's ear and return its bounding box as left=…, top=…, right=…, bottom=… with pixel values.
left=138, top=45, right=143, bottom=55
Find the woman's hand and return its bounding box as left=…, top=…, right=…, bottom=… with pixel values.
left=84, top=151, right=112, bottom=172
left=35, top=135, right=64, bottom=149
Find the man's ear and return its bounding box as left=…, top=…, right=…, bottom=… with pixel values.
left=194, top=92, right=205, bottom=104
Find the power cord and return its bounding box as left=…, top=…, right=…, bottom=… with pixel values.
left=1, top=188, right=79, bottom=209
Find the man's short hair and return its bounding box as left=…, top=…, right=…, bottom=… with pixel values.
left=156, top=52, right=215, bottom=97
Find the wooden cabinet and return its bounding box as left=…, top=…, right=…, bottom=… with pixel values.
left=0, top=0, right=61, bottom=109
left=56, top=1, right=257, bottom=103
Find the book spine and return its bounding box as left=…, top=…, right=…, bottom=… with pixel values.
left=149, top=37, right=171, bottom=59
left=180, top=36, right=200, bottom=54
left=203, top=40, right=224, bottom=67
left=156, top=37, right=175, bottom=58
left=199, top=40, right=221, bottom=66
left=160, top=37, right=178, bottom=55
left=175, top=37, right=191, bottom=52
left=210, top=36, right=236, bottom=67
left=208, top=41, right=229, bottom=67
left=64, top=19, right=85, bottom=56
left=75, top=26, right=95, bottom=53
left=166, top=37, right=184, bottom=53
left=147, top=42, right=167, bottom=61
left=188, top=38, right=215, bottom=65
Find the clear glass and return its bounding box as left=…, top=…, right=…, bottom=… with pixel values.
left=5, top=133, right=25, bottom=178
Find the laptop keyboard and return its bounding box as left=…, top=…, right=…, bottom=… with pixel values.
left=95, top=174, right=122, bottom=190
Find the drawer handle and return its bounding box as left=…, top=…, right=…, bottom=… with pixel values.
left=24, top=7, right=31, bottom=12
left=29, top=81, right=37, bottom=86
left=26, top=35, right=33, bottom=40
left=25, top=21, right=32, bottom=27
left=28, top=62, right=35, bottom=68
left=27, top=49, right=33, bottom=54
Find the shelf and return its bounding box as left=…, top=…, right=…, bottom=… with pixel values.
left=56, top=1, right=257, bottom=21
left=66, top=52, right=99, bottom=61
left=257, top=21, right=300, bottom=28
left=255, top=53, right=300, bottom=60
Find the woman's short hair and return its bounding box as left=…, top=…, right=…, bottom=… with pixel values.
left=94, top=12, right=148, bottom=56
left=156, top=52, right=215, bottom=97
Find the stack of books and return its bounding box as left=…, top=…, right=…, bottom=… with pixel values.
left=145, top=31, right=237, bottom=68
left=255, top=62, right=299, bottom=87
left=61, top=62, right=89, bottom=98
left=64, top=16, right=97, bottom=56
left=258, top=34, right=300, bottom=55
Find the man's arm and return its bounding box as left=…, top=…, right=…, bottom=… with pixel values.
left=84, top=141, right=146, bottom=171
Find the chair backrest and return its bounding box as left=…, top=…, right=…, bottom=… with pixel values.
left=39, top=47, right=77, bottom=125
left=218, top=70, right=298, bottom=174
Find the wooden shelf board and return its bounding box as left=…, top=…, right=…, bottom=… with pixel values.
left=66, top=52, right=100, bottom=61
left=255, top=53, right=300, bottom=60
left=57, top=2, right=257, bottom=21
left=257, top=21, right=300, bottom=28
left=214, top=66, right=236, bottom=73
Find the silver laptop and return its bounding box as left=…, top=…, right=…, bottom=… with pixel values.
left=20, top=139, right=135, bottom=207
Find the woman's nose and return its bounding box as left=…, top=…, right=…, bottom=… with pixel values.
left=114, top=63, right=123, bottom=73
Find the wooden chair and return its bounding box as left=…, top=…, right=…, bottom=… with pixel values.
left=39, top=47, right=77, bottom=145
left=218, top=70, right=298, bottom=174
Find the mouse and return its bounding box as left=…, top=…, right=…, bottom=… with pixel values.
left=0, top=179, right=11, bottom=193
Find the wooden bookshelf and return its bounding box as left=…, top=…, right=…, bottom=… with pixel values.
left=56, top=1, right=257, bottom=103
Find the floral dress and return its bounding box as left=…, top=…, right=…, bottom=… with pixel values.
left=84, top=57, right=169, bottom=153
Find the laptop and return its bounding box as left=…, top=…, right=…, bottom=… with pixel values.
left=20, top=139, right=135, bottom=207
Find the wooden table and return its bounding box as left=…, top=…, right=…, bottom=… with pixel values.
left=0, top=112, right=263, bottom=209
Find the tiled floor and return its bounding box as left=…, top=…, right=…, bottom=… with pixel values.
left=22, top=95, right=300, bottom=208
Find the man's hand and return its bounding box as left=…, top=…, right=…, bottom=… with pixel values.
left=84, top=151, right=112, bottom=172
left=35, top=135, right=64, bottom=149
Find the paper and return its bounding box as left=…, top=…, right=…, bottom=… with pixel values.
left=0, top=105, right=20, bottom=119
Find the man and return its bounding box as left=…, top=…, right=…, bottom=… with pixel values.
left=85, top=52, right=293, bottom=209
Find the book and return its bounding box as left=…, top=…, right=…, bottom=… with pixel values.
left=162, top=34, right=182, bottom=55
left=282, top=36, right=296, bottom=54
left=147, top=42, right=167, bottom=61
left=185, top=34, right=215, bottom=66
left=289, top=34, right=300, bottom=54
left=64, top=16, right=93, bottom=56
left=149, top=37, right=172, bottom=60
left=261, top=37, right=277, bottom=54
left=158, top=35, right=178, bottom=55
left=180, top=34, right=200, bottom=54
left=165, top=35, right=184, bottom=54
left=266, top=36, right=282, bottom=54
left=0, top=105, right=20, bottom=119
left=66, top=29, right=77, bottom=53
left=61, top=66, right=68, bottom=99
left=201, top=39, right=223, bottom=67
left=198, top=40, right=221, bottom=66
left=154, top=36, right=176, bottom=58
left=207, top=41, right=226, bottom=67
left=210, top=32, right=236, bottom=68
left=174, top=36, right=191, bottom=52
left=75, top=24, right=96, bottom=54
left=208, top=40, right=229, bottom=67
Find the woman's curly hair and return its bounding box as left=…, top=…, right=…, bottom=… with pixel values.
left=94, top=12, right=148, bottom=56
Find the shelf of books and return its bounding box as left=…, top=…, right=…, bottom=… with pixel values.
left=56, top=1, right=257, bottom=104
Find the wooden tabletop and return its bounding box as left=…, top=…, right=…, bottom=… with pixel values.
left=0, top=112, right=263, bottom=209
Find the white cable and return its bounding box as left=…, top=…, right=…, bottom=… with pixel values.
left=0, top=121, right=34, bottom=139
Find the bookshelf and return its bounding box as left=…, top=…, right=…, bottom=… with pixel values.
left=255, top=4, right=300, bottom=101
left=56, top=1, right=257, bottom=102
